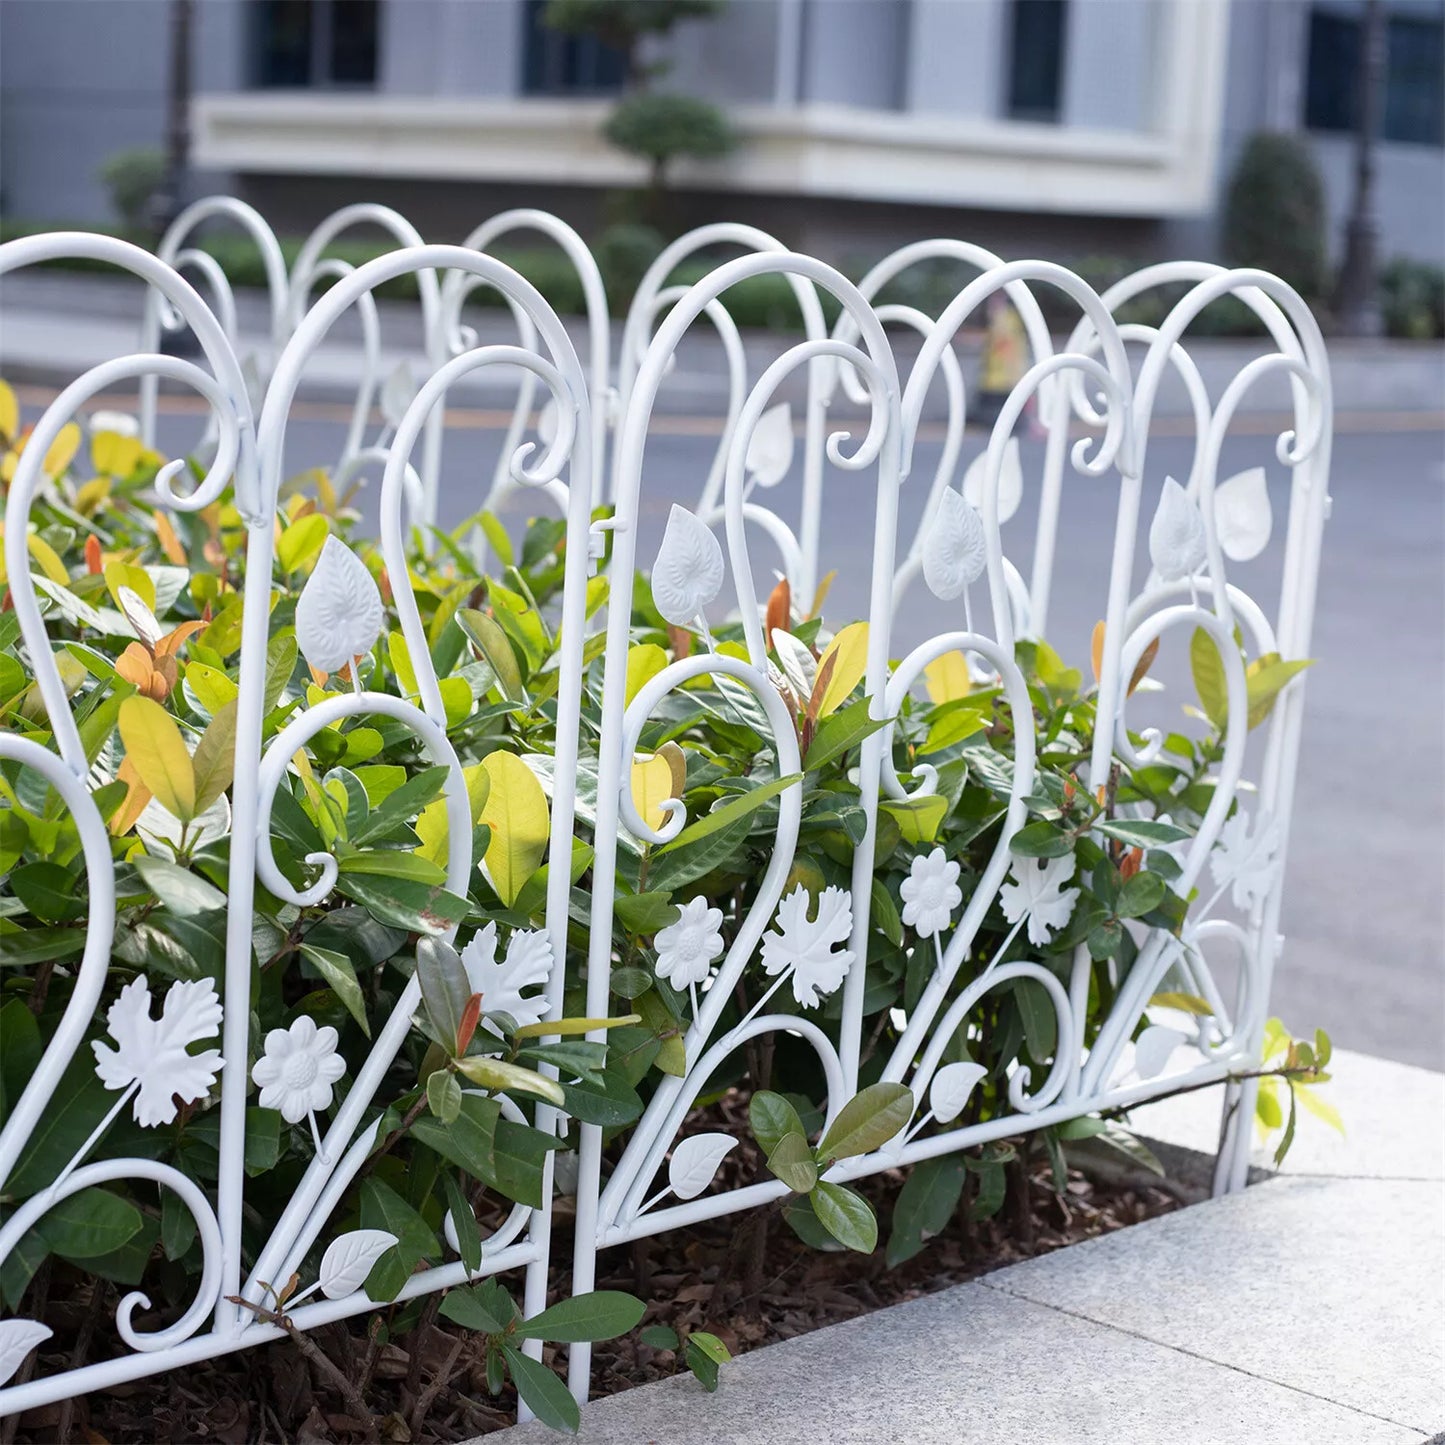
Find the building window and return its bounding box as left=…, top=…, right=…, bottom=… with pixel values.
left=1007, top=0, right=1068, bottom=122
left=254, top=0, right=379, bottom=88
left=1305, top=4, right=1444, bottom=146
left=522, top=0, right=628, bottom=95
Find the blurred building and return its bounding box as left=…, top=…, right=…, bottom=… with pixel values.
left=0, top=0, right=1441, bottom=266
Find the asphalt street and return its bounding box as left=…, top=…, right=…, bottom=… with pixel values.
left=127, top=405, right=1445, bottom=1071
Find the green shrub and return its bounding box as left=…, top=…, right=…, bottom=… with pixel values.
left=1380, top=257, right=1445, bottom=338
left=98, top=148, right=165, bottom=232
left=1222, top=132, right=1328, bottom=299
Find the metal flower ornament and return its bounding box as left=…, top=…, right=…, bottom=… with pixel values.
left=251, top=1016, right=348, bottom=1158
left=655, top=896, right=726, bottom=1009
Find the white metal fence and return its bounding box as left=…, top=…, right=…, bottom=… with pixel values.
left=0, top=206, right=1331, bottom=1419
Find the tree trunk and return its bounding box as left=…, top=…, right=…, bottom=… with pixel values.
left=1332, top=0, right=1386, bottom=335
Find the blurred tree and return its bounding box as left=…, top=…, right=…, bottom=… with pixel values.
left=544, top=0, right=736, bottom=232
left=1333, top=0, right=1386, bottom=335
left=544, top=0, right=725, bottom=83
left=1222, top=132, right=1328, bottom=300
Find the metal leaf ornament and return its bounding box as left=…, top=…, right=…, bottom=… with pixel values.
left=295, top=535, right=385, bottom=676
left=317, top=1229, right=400, bottom=1300
left=929, top=1061, right=989, bottom=1124
left=651, top=504, right=725, bottom=628
left=668, top=1133, right=738, bottom=1201
left=1214, top=466, right=1272, bottom=561
left=1134, top=1025, right=1189, bottom=1081
left=91, top=976, right=224, bottom=1127
left=962, top=436, right=1023, bottom=523
left=746, top=402, right=794, bottom=489
left=921, top=488, right=987, bottom=602
left=0, top=1320, right=52, bottom=1388
left=1148, top=477, right=1207, bottom=582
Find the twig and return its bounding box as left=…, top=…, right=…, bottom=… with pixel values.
left=408, top=1333, right=465, bottom=1441
left=226, top=1296, right=380, bottom=1444
left=404, top=1293, right=443, bottom=1405
left=56, top=1280, right=106, bottom=1443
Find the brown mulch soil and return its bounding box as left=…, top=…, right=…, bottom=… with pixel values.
left=4, top=1138, right=1189, bottom=1445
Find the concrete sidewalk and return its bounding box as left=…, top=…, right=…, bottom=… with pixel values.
left=493, top=1050, right=1444, bottom=1444
left=2, top=270, right=1442, bottom=423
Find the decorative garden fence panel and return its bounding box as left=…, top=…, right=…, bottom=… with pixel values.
left=0, top=225, right=1330, bottom=1421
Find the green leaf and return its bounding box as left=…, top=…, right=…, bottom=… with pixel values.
left=684, top=1331, right=731, bottom=1392
left=191, top=700, right=237, bottom=813
left=1010, top=820, right=1073, bottom=858
left=502, top=1344, right=579, bottom=1433
left=334, top=873, right=470, bottom=936
left=654, top=773, right=802, bottom=855
left=1095, top=819, right=1190, bottom=848
left=558, top=1069, right=645, bottom=1127
left=886, top=1155, right=967, bottom=1267
left=749, top=1090, right=806, bottom=1157
left=298, top=942, right=371, bottom=1036
left=415, top=936, right=473, bottom=1054
left=442, top=1171, right=483, bottom=1273
left=453, top=1056, right=567, bottom=1107
left=1190, top=628, right=1229, bottom=730
left=1117, top=872, right=1166, bottom=919
left=409, top=1094, right=558, bottom=1208
left=132, top=856, right=227, bottom=917
left=8, top=862, right=84, bottom=924
left=519, top=1290, right=646, bottom=1343
left=613, top=891, right=680, bottom=935
left=427, top=1068, right=464, bottom=1125
left=816, top=1083, right=913, bottom=1161
left=440, top=1277, right=515, bottom=1332
left=1246, top=654, right=1312, bottom=730
left=766, top=1130, right=819, bottom=1193
left=804, top=698, right=891, bottom=774
left=40, top=1187, right=144, bottom=1261
left=879, top=794, right=948, bottom=846
left=640, top=1324, right=680, bottom=1350
left=811, top=1180, right=877, bottom=1253
left=360, top=1177, right=440, bottom=1301
left=458, top=608, right=524, bottom=701
left=0, top=926, right=87, bottom=968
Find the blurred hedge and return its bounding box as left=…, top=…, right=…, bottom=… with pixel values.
left=2, top=218, right=1439, bottom=340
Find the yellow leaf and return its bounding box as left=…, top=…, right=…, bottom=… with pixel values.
left=415, top=762, right=492, bottom=868
left=388, top=630, right=418, bottom=698
left=808, top=569, right=836, bottom=620
left=192, top=700, right=237, bottom=815
left=277, top=513, right=329, bottom=574
left=923, top=651, right=971, bottom=705
left=104, top=560, right=156, bottom=614
left=108, top=755, right=153, bottom=837
left=185, top=661, right=238, bottom=713
left=115, top=642, right=158, bottom=691
left=0, top=379, right=17, bottom=442
left=814, top=621, right=869, bottom=717
left=1090, top=620, right=1105, bottom=683
left=630, top=750, right=681, bottom=834
left=117, top=696, right=195, bottom=823
left=1295, top=1084, right=1345, bottom=1134
left=26, top=533, right=69, bottom=585
left=153, top=509, right=187, bottom=565
left=625, top=643, right=669, bottom=706
left=91, top=430, right=143, bottom=478
left=74, top=477, right=112, bottom=515
left=480, top=750, right=550, bottom=908
left=42, top=422, right=80, bottom=478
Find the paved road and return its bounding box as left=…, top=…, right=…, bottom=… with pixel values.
left=140, top=401, right=1445, bottom=1070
